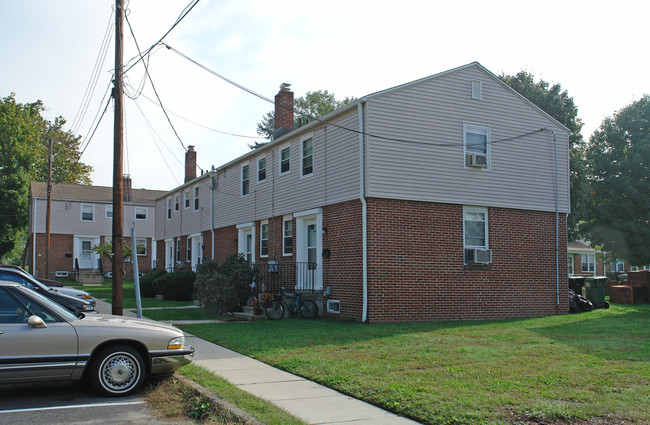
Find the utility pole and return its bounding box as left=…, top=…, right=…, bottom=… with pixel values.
left=112, top=0, right=124, bottom=315
left=45, top=137, right=53, bottom=280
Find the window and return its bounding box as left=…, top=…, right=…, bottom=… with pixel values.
left=136, top=238, right=147, bottom=256
left=302, top=137, right=313, bottom=176
left=581, top=254, right=595, bottom=273
left=187, top=238, right=191, bottom=263
left=610, top=260, right=625, bottom=272
left=105, top=205, right=113, bottom=219
left=135, top=207, right=147, bottom=220
left=81, top=204, right=94, bottom=222
left=280, top=145, right=290, bottom=174
left=326, top=300, right=340, bottom=314
left=194, top=186, right=200, bottom=211
left=567, top=255, right=574, bottom=275
left=184, top=190, right=190, bottom=208
left=174, top=195, right=180, bottom=211
left=283, top=216, right=293, bottom=255
left=176, top=238, right=181, bottom=262
left=464, top=124, right=489, bottom=169
left=463, top=206, right=488, bottom=263
left=258, top=156, right=266, bottom=182
left=260, top=221, right=269, bottom=257
left=241, top=164, right=250, bottom=196
left=471, top=80, right=482, bottom=99
left=167, top=198, right=171, bottom=220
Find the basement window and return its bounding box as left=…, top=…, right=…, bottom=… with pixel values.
left=326, top=300, right=340, bottom=314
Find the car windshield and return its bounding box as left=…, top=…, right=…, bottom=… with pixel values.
left=14, top=286, right=80, bottom=322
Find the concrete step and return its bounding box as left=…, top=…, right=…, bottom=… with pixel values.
left=233, top=306, right=266, bottom=321
left=79, top=269, right=104, bottom=285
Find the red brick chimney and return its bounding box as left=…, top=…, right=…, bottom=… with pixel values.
left=274, top=83, right=294, bottom=139
left=185, top=145, right=197, bottom=183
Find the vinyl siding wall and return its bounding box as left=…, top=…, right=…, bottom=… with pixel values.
left=364, top=65, right=570, bottom=213
left=155, top=176, right=212, bottom=241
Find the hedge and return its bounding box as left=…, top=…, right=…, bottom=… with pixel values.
left=153, top=271, right=196, bottom=301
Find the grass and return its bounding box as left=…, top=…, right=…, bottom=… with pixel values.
left=179, top=304, right=650, bottom=425
left=142, top=307, right=225, bottom=321
left=74, top=280, right=195, bottom=309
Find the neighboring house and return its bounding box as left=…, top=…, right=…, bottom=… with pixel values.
left=28, top=178, right=166, bottom=280
left=156, top=62, right=571, bottom=322
left=568, top=240, right=649, bottom=277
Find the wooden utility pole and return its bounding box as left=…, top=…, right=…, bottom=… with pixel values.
left=111, top=0, right=124, bottom=315
left=45, top=137, right=53, bottom=280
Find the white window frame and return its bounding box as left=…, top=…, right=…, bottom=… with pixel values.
left=610, top=260, right=625, bottom=273
left=174, top=194, right=180, bottom=211
left=463, top=206, right=488, bottom=264
left=236, top=222, right=255, bottom=264
left=135, top=207, right=148, bottom=220
left=186, top=237, right=192, bottom=263
left=257, top=155, right=267, bottom=182
left=184, top=189, right=190, bottom=209
left=326, top=299, right=341, bottom=314
left=136, top=238, right=147, bottom=256
left=463, top=123, right=490, bottom=169
left=301, top=134, right=314, bottom=177
left=194, top=186, right=200, bottom=211
left=81, top=204, right=95, bottom=222
left=279, top=144, right=291, bottom=175
left=567, top=255, right=574, bottom=276
left=176, top=237, right=181, bottom=263
left=105, top=205, right=113, bottom=219
left=166, top=198, right=172, bottom=220
left=260, top=220, right=269, bottom=257
left=241, top=162, right=250, bottom=196
left=471, top=80, right=482, bottom=100
left=283, top=215, right=293, bottom=256
left=581, top=254, right=595, bottom=274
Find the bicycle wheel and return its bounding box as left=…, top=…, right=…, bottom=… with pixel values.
left=264, top=300, right=285, bottom=320
left=299, top=300, right=318, bottom=319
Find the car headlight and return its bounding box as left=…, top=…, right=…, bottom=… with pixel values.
left=168, top=336, right=185, bottom=350
left=82, top=304, right=94, bottom=311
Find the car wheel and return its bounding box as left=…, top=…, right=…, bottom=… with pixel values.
left=90, top=345, right=146, bottom=396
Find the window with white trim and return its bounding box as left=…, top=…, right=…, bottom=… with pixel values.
left=567, top=255, right=574, bottom=275
left=258, top=156, right=266, bottom=182
left=194, top=186, right=200, bottom=211
left=610, top=260, right=625, bottom=272
left=464, top=124, right=489, bottom=168
left=135, top=207, right=147, bottom=220
left=279, top=145, right=290, bottom=174
left=283, top=216, right=293, bottom=255
left=176, top=237, right=181, bottom=262
left=260, top=220, right=269, bottom=257
left=302, top=136, right=313, bottom=176
left=471, top=80, right=482, bottom=99
left=136, top=238, right=147, bottom=256
left=184, top=190, right=190, bottom=208
left=463, top=206, right=488, bottom=263
left=174, top=195, right=180, bottom=211
left=581, top=254, right=595, bottom=273
left=241, top=164, right=250, bottom=196
left=187, top=238, right=191, bottom=263
left=81, top=204, right=94, bottom=222
left=167, top=198, right=171, bottom=220
left=105, top=205, right=113, bottom=219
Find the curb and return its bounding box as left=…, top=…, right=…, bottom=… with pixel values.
left=173, top=372, right=266, bottom=425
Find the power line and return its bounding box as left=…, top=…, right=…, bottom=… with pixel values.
left=80, top=93, right=112, bottom=157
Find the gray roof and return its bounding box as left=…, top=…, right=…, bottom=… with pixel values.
left=30, top=181, right=167, bottom=205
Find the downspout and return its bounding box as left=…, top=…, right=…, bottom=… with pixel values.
left=210, top=170, right=216, bottom=261
left=358, top=102, right=368, bottom=322
left=553, top=130, right=559, bottom=310
left=33, top=197, right=37, bottom=275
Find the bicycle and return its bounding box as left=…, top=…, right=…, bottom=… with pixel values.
left=263, top=288, right=318, bottom=320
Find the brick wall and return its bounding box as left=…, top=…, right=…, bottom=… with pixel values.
left=32, top=233, right=74, bottom=279
left=363, top=198, right=568, bottom=323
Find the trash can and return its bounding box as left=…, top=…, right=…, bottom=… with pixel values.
left=569, top=276, right=586, bottom=296
left=584, top=276, right=609, bottom=309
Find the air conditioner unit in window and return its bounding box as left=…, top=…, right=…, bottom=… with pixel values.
left=466, top=153, right=488, bottom=168
left=466, top=248, right=492, bottom=264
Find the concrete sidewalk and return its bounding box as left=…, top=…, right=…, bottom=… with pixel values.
left=93, top=299, right=420, bottom=425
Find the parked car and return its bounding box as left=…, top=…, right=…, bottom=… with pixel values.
left=0, top=281, right=194, bottom=395
left=0, top=266, right=95, bottom=313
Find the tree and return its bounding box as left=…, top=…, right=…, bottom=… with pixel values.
left=500, top=72, right=589, bottom=241
left=255, top=90, right=356, bottom=143
left=584, top=95, right=650, bottom=265
left=0, top=93, right=93, bottom=261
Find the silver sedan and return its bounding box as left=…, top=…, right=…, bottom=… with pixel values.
left=0, top=281, right=193, bottom=396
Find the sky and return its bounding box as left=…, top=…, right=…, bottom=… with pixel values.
left=1, top=0, right=648, bottom=191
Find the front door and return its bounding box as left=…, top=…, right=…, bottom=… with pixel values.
left=296, top=215, right=322, bottom=290
left=165, top=240, right=174, bottom=272
left=75, top=237, right=99, bottom=269
left=191, top=236, right=202, bottom=271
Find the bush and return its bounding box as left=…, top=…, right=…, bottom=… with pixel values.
left=139, top=269, right=167, bottom=298
left=195, top=254, right=258, bottom=313
left=153, top=271, right=196, bottom=301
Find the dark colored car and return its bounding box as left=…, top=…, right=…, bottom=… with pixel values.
left=0, top=267, right=95, bottom=314
left=0, top=282, right=193, bottom=396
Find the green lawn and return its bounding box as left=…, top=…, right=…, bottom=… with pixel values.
left=74, top=280, right=195, bottom=309
left=179, top=304, right=650, bottom=425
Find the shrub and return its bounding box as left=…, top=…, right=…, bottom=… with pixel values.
left=195, top=254, right=258, bottom=313
left=139, top=269, right=167, bottom=298
left=153, top=271, right=196, bottom=301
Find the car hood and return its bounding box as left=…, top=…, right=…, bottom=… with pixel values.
left=49, top=287, right=91, bottom=298
left=76, top=313, right=181, bottom=333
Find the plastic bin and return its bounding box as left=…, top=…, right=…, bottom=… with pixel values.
left=584, top=276, right=609, bottom=309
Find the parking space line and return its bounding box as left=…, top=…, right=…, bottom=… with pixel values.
left=0, top=401, right=145, bottom=414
